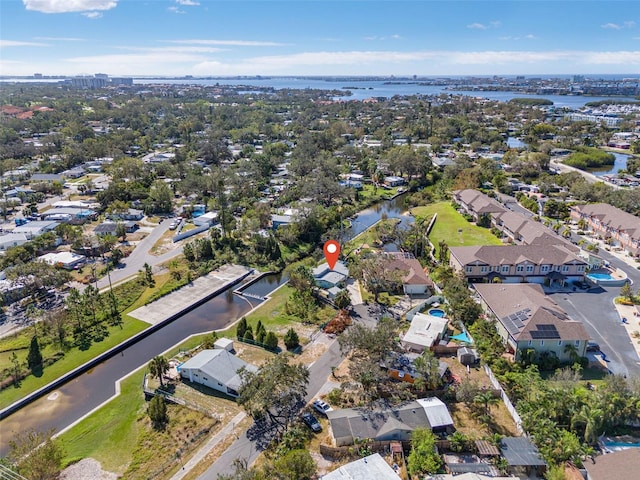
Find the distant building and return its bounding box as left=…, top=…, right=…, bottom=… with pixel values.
left=570, top=203, right=640, bottom=257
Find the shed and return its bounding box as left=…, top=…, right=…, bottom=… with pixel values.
left=457, top=347, right=479, bottom=366
left=214, top=338, right=234, bottom=352
left=499, top=437, right=547, bottom=477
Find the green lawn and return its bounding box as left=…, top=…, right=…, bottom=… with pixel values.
left=0, top=316, right=148, bottom=410
left=61, top=370, right=145, bottom=473
left=411, top=202, right=502, bottom=256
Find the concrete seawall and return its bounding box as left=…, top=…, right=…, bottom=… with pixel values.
left=0, top=264, right=252, bottom=421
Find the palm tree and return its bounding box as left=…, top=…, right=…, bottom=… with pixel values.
left=564, top=343, right=580, bottom=364
left=149, top=355, right=169, bottom=387
left=474, top=391, right=499, bottom=416
left=571, top=404, right=604, bottom=445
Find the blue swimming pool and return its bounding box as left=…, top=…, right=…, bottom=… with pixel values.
left=588, top=273, right=614, bottom=280
left=429, top=309, right=446, bottom=317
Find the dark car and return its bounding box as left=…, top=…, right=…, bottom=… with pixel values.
left=301, top=412, right=322, bottom=433
left=587, top=342, right=601, bottom=352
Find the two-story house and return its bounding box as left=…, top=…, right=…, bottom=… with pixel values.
left=449, top=244, right=587, bottom=285
left=570, top=203, right=640, bottom=257
left=473, top=283, right=589, bottom=362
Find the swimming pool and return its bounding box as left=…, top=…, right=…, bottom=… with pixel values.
left=429, top=309, right=446, bottom=317
left=588, top=273, right=614, bottom=280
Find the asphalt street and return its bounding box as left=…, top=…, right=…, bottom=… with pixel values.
left=198, top=336, right=344, bottom=479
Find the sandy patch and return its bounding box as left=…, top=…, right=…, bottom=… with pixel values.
left=614, top=303, right=640, bottom=359
left=60, top=458, right=118, bottom=480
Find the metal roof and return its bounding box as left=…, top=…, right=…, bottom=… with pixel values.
left=500, top=437, right=547, bottom=467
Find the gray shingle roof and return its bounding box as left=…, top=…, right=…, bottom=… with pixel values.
left=449, top=244, right=585, bottom=268
left=178, top=349, right=257, bottom=390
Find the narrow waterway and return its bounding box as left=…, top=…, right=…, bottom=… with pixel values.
left=0, top=194, right=412, bottom=455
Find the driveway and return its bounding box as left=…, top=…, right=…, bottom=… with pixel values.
left=549, top=287, right=640, bottom=377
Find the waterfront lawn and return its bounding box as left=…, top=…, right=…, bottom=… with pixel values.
left=411, top=202, right=502, bottom=256
left=61, top=370, right=145, bottom=473
left=0, top=316, right=148, bottom=410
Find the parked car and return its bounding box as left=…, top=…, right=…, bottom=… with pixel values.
left=587, top=342, right=601, bottom=352
left=312, top=399, right=333, bottom=417
left=169, top=220, right=180, bottom=230
left=300, top=412, right=322, bottom=433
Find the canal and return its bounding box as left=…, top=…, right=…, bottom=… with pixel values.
left=0, top=193, right=412, bottom=455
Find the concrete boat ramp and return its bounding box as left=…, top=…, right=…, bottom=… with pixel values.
left=129, top=264, right=253, bottom=325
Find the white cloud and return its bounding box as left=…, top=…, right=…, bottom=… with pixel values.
left=167, top=6, right=185, bottom=14
left=82, top=11, right=102, bottom=18
left=467, top=21, right=501, bottom=30
left=35, top=36, right=84, bottom=41
left=22, top=0, right=117, bottom=13
left=365, top=34, right=402, bottom=41
left=166, top=39, right=287, bottom=47
left=3, top=47, right=635, bottom=76
left=0, top=39, right=48, bottom=48
left=499, top=34, right=537, bottom=41
left=176, top=0, right=199, bottom=5
left=602, top=21, right=635, bottom=30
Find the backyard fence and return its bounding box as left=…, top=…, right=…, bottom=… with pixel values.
left=483, top=365, right=524, bottom=434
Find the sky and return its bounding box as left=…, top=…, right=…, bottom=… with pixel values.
left=0, top=0, right=638, bottom=77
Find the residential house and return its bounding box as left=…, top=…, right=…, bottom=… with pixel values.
left=177, top=349, right=257, bottom=398
left=499, top=437, right=547, bottom=477
left=570, top=203, right=640, bottom=256
left=384, top=176, right=405, bottom=187
left=381, top=252, right=433, bottom=295
left=270, top=214, right=293, bottom=230
left=38, top=251, right=85, bottom=270
left=313, top=261, right=349, bottom=289
left=326, top=397, right=454, bottom=446
left=453, top=189, right=507, bottom=220
left=12, top=220, right=59, bottom=239
left=402, top=313, right=449, bottom=352
left=584, top=449, right=640, bottom=480
left=41, top=207, right=96, bottom=223
left=94, top=222, right=118, bottom=237
left=321, top=453, right=401, bottom=480
left=106, top=208, right=144, bottom=221
left=449, top=244, right=587, bottom=285
left=193, top=211, right=219, bottom=227
left=473, top=283, right=589, bottom=362
left=0, top=233, right=29, bottom=251
left=30, top=173, right=64, bottom=183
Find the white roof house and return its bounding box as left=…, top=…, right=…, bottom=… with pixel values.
left=177, top=349, right=257, bottom=397
left=12, top=221, right=59, bottom=239
left=38, top=251, right=85, bottom=269
left=0, top=233, right=29, bottom=251
left=402, top=313, right=449, bottom=352
left=322, top=453, right=401, bottom=480
left=193, top=211, right=219, bottom=227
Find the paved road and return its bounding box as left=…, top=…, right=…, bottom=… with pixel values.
left=94, top=217, right=182, bottom=290
left=198, top=337, right=345, bottom=479
left=550, top=287, right=640, bottom=378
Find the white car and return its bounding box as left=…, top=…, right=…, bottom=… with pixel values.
left=312, top=399, right=333, bottom=416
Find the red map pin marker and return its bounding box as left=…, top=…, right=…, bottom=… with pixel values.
left=323, top=240, right=340, bottom=270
